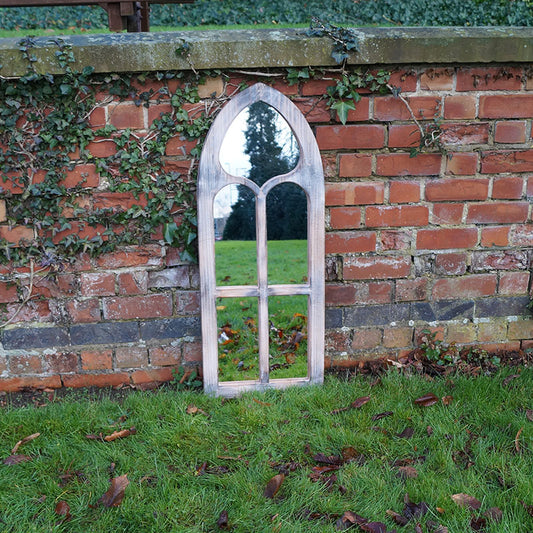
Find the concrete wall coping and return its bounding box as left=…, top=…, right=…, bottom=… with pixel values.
left=1, top=27, right=532, bottom=77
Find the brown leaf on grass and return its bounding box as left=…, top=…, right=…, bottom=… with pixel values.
left=360, top=522, right=389, bottom=532
left=470, top=516, right=487, bottom=531
left=104, top=427, right=137, bottom=442
left=371, top=411, right=393, bottom=421
left=263, top=473, right=284, bottom=499
left=521, top=501, right=533, bottom=517
left=427, top=426, right=434, bottom=436
left=442, top=395, right=453, bottom=406
left=451, top=493, right=481, bottom=510
left=397, top=427, right=415, bottom=439
left=12, top=432, right=40, bottom=454
left=434, top=526, right=449, bottom=533
left=3, top=454, right=32, bottom=465
left=526, top=409, right=533, bottom=422
left=313, top=453, right=343, bottom=465
left=341, top=446, right=365, bottom=463
left=85, top=433, right=104, bottom=441
left=483, top=507, right=503, bottom=522
left=55, top=501, right=71, bottom=522
left=386, top=509, right=409, bottom=526
left=403, top=493, right=429, bottom=519
left=414, top=524, right=423, bottom=533
left=216, top=510, right=229, bottom=530
left=331, top=395, right=370, bottom=414
left=414, top=393, right=439, bottom=406
left=252, top=398, right=271, bottom=407
left=515, top=427, right=524, bottom=453
left=335, top=511, right=365, bottom=530
left=186, top=405, right=209, bottom=417
left=397, top=466, right=418, bottom=479
left=99, top=474, right=129, bottom=507
left=502, top=374, right=519, bottom=387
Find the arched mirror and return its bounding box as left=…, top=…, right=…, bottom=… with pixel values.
left=198, top=83, right=324, bottom=396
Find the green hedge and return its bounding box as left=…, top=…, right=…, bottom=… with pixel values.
left=0, top=0, right=532, bottom=32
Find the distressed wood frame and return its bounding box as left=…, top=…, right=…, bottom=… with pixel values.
left=198, top=83, right=324, bottom=397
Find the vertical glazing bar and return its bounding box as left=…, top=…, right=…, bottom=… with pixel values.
left=256, top=190, right=269, bottom=384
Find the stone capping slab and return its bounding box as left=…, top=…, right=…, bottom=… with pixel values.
left=0, top=27, right=532, bottom=77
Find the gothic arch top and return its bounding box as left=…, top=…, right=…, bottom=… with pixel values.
left=198, top=82, right=324, bottom=396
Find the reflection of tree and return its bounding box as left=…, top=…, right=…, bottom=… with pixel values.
left=222, top=102, right=307, bottom=241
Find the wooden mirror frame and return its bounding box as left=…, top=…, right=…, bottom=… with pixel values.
left=198, top=83, right=324, bottom=396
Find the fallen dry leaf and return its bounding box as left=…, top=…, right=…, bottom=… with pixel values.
left=186, top=405, right=209, bottom=416
left=104, top=427, right=137, bottom=442
left=451, top=493, right=481, bottom=510
left=217, top=509, right=229, bottom=529
left=397, top=427, right=415, bottom=439
left=483, top=507, right=503, bottom=522
left=526, top=409, right=533, bottom=422
left=414, top=524, right=423, bottom=533
left=3, top=454, right=32, bottom=465
left=371, top=411, right=393, bottom=421
left=313, top=453, right=343, bottom=465
left=360, top=522, right=388, bottom=533
left=386, top=509, right=409, bottom=526
left=54, top=501, right=71, bottom=522
left=414, top=393, right=439, bottom=406
left=502, top=374, right=519, bottom=387
left=398, top=465, right=418, bottom=479
left=331, top=395, right=370, bottom=414
left=521, top=501, right=533, bottom=517
left=470, top=516, right=487, bottom=531
left=515, top=427, right=524, bottom=453
left=264, top=474, right=284, bottom=499
left=403, top=493, right=429, bottom=519
left=335, top=511, right=365, bottom=530
left=85, top=433, right=104, bottom=441
left=442, top=395, right=453, bottom=406
left=99, top=474, right=129, bottom=507
left=12, top=432, right=40, bottom=454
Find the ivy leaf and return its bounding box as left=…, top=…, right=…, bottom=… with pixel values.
left=330, top=100, right=356, bottom=125
left=59, top=84, right=72, bottom=95
left=163, top=222, right=178, bottom=245
left=331, top=49, right=349, bottom=64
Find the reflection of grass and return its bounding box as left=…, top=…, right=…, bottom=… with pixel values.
left=215, top=240, right=308, bottom=381
left=215, top=239, right=307, bottom=285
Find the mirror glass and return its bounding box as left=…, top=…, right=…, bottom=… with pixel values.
left=217, top=296, right=259, bottom=382
left=214, top=184, right=257, bottom=286
left=267, top=183, right=307, bottom=284
left=269, top=295, right=308, bottom=379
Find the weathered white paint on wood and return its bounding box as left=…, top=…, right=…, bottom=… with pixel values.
left=198, top=83, right=324, bottom=397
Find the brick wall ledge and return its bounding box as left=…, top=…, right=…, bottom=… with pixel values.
left=1, top=27, right=533, bottom=77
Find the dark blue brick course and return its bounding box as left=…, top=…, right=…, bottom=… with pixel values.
left=70, top=322, right=139, bottom=345
left=3, top=327, right=70, bottom=349
left=140, top=317, right=200, bottom=340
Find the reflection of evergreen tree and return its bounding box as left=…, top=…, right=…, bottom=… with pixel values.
left=223, top=101, right=307, bottom=241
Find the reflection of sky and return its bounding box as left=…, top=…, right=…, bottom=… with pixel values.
left=215, top=107, right=297, bottom=218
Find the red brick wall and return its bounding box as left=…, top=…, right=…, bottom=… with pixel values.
left=1, top=64, right=532, bottom=390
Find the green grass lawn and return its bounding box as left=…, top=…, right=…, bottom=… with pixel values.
left=0, top=369, right=532, bottom=532
left=215, top=240, right=308, bottom=381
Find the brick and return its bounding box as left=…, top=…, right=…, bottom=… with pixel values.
left=343, top=256, right=411, bottom=280
left=425, top=178, right=489, bottom=201
left=443, top=95, right=476, bottom=120
left=325, top=330, right=351, bottom=352
left=456, top=67, right=522, bottom=91
left=494, top=121, right=527, bottom=144
left=472, top=250, right=529, bottom=271
left=432, top=274, right=497, bottom=300
left=175, top=291, right=200, bottom=315
left=70, top=322, right=139, bottom=345
left=380, top=230, right=411, bottom=251
left=147, top=102, right=172, bottom=124
left=30, top=273, right=77, bottom=299
left=481, top=226, right=510, bottom=247
left=352, top=328, right=382, bottom=350
left=395, top=278, right=427, bottom=302
left=140, top=316, right=200, bottom=340
left=510, top=224, right=533, bottom=246
left=118, top=271, right=148, bottom=295
left=478, top=319, right=507, bottom=342
left=499, top=271, right=530, bottom=295
left=198, top=76, right=224, bottom=98
left=88, top=106, right=106, bottom=128
left=476, top=296, right=530, bottom=318
left=376, top=153, right=441, bottom=176
left=0, top=282, right=18, bottom=303
left=63, top=373, right=130, bottom=388
left=466, top=202, right=529, bottom=224
left=383, top=326, right=413, bottom=348
left=478, top=341, right=522, bottom=353
left=148, top=267, right=190, bottom=289
left=365, top=206, right=428, bottom=227
left=81, top=350, right=113, bottom=371
left=293, top=97, right=330, bottom=122
left=93, top=192, right=147, bottom=212
left=316, top=125, right=385, bottom=150
left=446, top=152, right=479, bottom=176
left=322, top=153, right=337, bottom=179
left=50, top=221, right=103, bottom=245
left=0, top=225, right=34, bottom=244
left=492, top=177, right=524, bottom=199
left=46, top=352, right=78, bottom=373
left=329, top=207, right=361, bottom=229
left=388, top=70, right=417, bottom=92
left=149, top=345, right=181, bottom=366
left=432, top=204, right=464, bottom=225
left=130, top=368, right=174, bottom=384
left=345, top=97, right=370, bottom=122
left=325, top=182, right=384, bottom=206
left=0, top=200, right=5, bottom=222
left=388, top=124, right=420, bottom=148
left=417, top=228, right=477, bottom=250
left=103, top=294, right=173, bottom=320
left=80, top=272, right=115, bottom=296
left=0, top=376, right=62, bottom=392
left=338, top=154, right=372, bottom=178
left=350, top=281, right=393, bottom=304
left=4, top=327, right=69, bottom=349
left=508, top=319, right=533, bottom=340
left=420, top=68, right=454, bottom=90
left=183, top=341, right=202, bottom=363
left=435, top=253, right=468, bottom=276
left=96, top=245, right=164, bottom=268
left=269, top=79, right=299, bottom=96
left=446, top=323, right=477, bottom=344
left=301, top=78, right=337, bottom=96
left=6, top=300, right=51, bottom=324
left=479, top=95, right=533, bottom=119
left=9, top=354, right=43, bottom=374
left=86, top=139, right=116, bottom=158
left=62, top=164, right=99, bottom=188
left=344, top=303, right=410, bottom=327
left=325, top=231, right=376, bottom=254
left=326, top=284, right=356, bottom=306
left=108, top=103, right=144, bottom=129
left=165, top=136, right=198, bottom=156
left=528, top=177, right=533, bottom=198
left=66, top=298, right=101, bottom=323
left=115, top=346, right=148, bottom=368
left=374, top=96, right=440, bottom=121
left=441, top=123, right=489, bottom=145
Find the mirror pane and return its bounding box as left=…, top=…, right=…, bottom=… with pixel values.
left=269, top=295, right=308, bottom=379
left=214, top=185, right=257, bottom=286
left=267, top=183, right=307, bottom=284
left=217, top=297, right=259, bottom=382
